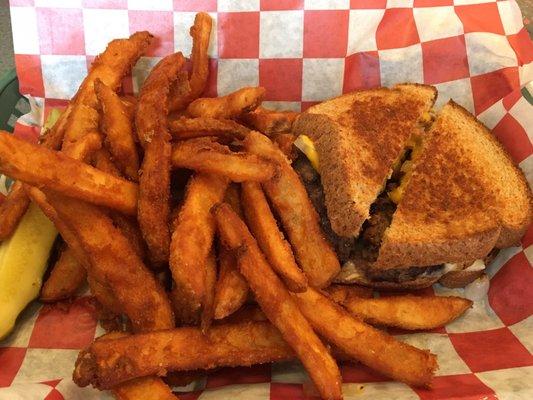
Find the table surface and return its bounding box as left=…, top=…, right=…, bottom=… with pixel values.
left=0, top=0, right=532, bottom=78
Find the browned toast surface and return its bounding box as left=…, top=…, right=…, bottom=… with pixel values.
left=375, top=101, right=531, bottom=269
left=293, top=84, right=437, bottom=237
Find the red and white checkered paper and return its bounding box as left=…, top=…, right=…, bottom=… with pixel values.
left=3, top=0, right=533, bottom=399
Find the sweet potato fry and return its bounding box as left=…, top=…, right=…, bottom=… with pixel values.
left=86, top=274, right=123, bottom=315
left=25, top=187, right=121, bottom=316
left=244, top=131, right=340, bottom=288
left=110, top=214, right=147, bottom=261
left=91, top=150, right=147, bottom=260
left=240, top=107, right=298, bottom=135
left=136, top=53, right=185, bottom=267
left=40, top=247, right=87, bottom=302
left=187, top=87, right=266, bottom=119
left=169, top=12, right=212, bottom=112
left=324, top=284, right=373, bottom=303
left=0, top=192, right=5, bottom=204
left=62, top=104, right=100, bottom=151
left=0, top=182, right=30, bottom=241
left=171, top=138, right=275, bottom=182
left=217, top=305, right=267, bottom=325
left=113, top=377, right=179, bottom=400
left=95, top=79, right=139, bottom=181
left=73, top=31, right=153, bottom=109
left=97, top=332, right=178, bottom=400
left=224, top=183, right=244, bottom=217
left=170, top=173, right=228, bottom=324
left=44, top=192, right=174, bottom=332
left=213, top=186, right=248, bottom=320
left=241, top=182, right=307, bottom=292
left=292, top=287, right=437, bottom=387
left=341, top=295, right=473, bottom=330
left=25, top=187, right=88, bottom=268
left=0, top=108, right=71, bottom=241
left=61, top=132, right=102, bottom=162
left=201, top=251, right=217, bottom=332
left=271, top=133, right=297, bottom=160
left=120, top=95, right=137, bottom=123
left=213, top=245, right=249, bottom=320
left=169, top=117, right=250, bottom=140
left=39, top=105, right=71, bottom=150
left=73, top=321, right=294, bottom=389
left=213, top=203, right=342, bottom=400
left=93, top=148, right=122, bottom=176
left=0, top=131, right=138, bottom=215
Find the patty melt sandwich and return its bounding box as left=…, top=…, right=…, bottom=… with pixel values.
left=292, top=84, right=532, bottom=289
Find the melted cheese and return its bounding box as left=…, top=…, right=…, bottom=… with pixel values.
left=388, top=134, right=424, bottom=204
left=294, top=135, right=320, bottom=171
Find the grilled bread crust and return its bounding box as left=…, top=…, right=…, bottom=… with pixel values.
left=374, top=100, right=531, bottom=270
left=292, top=83, right=437, bottom=238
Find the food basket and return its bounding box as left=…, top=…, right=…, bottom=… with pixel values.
left=1, top=1, right=532, bottom=399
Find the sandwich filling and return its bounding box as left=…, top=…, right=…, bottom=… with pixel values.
left=294, top=150, right=445, bottom=286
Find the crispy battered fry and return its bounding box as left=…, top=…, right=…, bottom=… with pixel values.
left=97, top=332, right=179, bottom=400
left=217, top=305, right=267, bottom=325
left=244, top=131, right=340, bottom=288
left=44, top=192, right=174, bottom=332
left=87, top=274, right=123, bottom=315
left=223, top=183, right=243, bottom=216
left=62, top=105, right=100, bottom=151
left=0, top=132, right=138, bottom=215
left=240, top=107, right=298, bottom=135
left=324, top=284, right=373, bottom=303
left=213, top=203, right=342, bottom=400
left=95, top=79, right=139, bottom=181
left=113, top=377, right=179, bottom=400
left=0, top=109, right=71, bottom=241
left=40, top=247, right=87, bottom=302
left=136, top=53, right=185, bottom=267
left=169, top=117, right=250, bottom=140
left=0, top=182, right=31, bottom=241
left=111, top=214, right=147, bottom=261
left=120, top=95, right=137, bottom=123
left=27, top=186, right=115, bottom=313
left=213, top=186, right=249, bottom=320
left=1, top=33, right=149, bottom=241
left=62, top=132, right=102, bottom=162
left=93, top=148, right=122, bottom=176
left=187, top=87, right=266, bottom=119
left=169, top=13, right=212, bottom=112
left=25, top=187, right=89, bottom=267
left=213, top=245, right=249, bottom=320
left=293, top=287, right=437, bottom=387
left=201, top=251, right=217, bottom=332
left=39, top=105, right=71, bottom=150
left=171, top=138, right=275, bottom=182
left=73, top=31, right=153, bottom=109
left=271, top=133, right=297, bottom=160
left=170, top=71, right=191, bottom=105
left=73, top=321, right=294, bottom=389
left=170, top=174, right=228, bottom=324
left=241, top=182, right=307, bottom=292
left=92, top=150, right=147, bottom=261
left=340, top=295, right=473, bottom=330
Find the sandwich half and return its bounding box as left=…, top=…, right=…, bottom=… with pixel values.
left=293, top=83, right=437, bottom=238
left=292, top=89, right=532, bottom=289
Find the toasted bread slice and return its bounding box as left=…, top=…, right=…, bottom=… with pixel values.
left=374, top=101, right=531, bottom=270
left=293, top=83, right=437, bottom=237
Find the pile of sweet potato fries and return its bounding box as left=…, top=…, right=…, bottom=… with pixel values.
left=0, top=13, right=475, bottom=400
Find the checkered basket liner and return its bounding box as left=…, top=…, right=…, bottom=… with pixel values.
left=1, top=0, right=533, bottom=399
